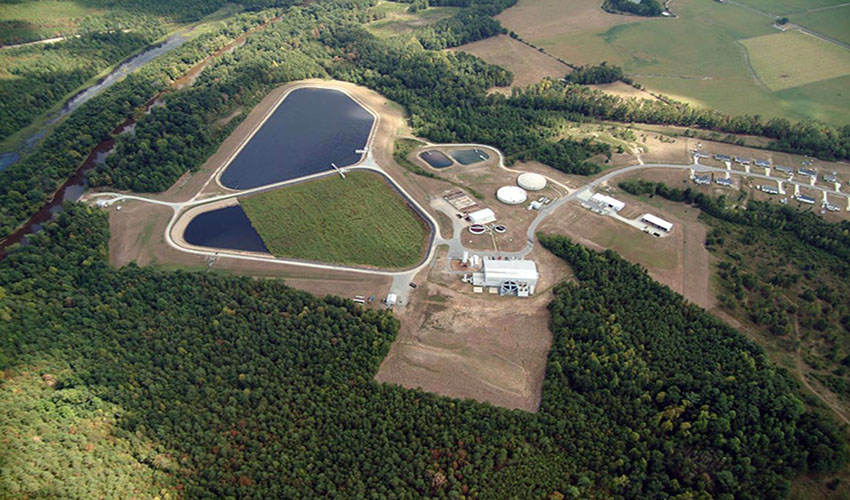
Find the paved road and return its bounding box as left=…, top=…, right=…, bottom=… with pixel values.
left=86, top=144, right=848, bottom=304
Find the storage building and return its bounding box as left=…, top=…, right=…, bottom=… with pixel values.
left=467, top=208, right=496, bottom=225
left=471, top=259, right=539, bottom=297
left=590, top=193, right=626, bottom=212
left=496, top=186, right=528, bottom=205
left=641, top=214, right=673, bottom=232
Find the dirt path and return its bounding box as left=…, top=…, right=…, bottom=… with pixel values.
left=794, top=318, right=850, bottom=426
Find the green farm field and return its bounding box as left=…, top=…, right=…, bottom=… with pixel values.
left=495, top=0, right=850, bottom=126
left=741, top=30, right=850, bottom=90
left=0, top=0, right=106, bottom=44
left=790, top=6, right=850, bottom=46
left=241, top=171, right=430, bottom=269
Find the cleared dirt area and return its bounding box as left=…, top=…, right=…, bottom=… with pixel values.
left=538, top=192, right=714, bottom=310
left=496, top=0, right=634, bottom=40
left=452, top=35, right=570, bottom=90
left=587, top=81, right=660, bottom=101
left=376, top=242, right=571, bottom=412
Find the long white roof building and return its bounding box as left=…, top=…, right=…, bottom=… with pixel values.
left=472, top=259, right=539, bottom=296
left=641, top=214, right=673, bottom=232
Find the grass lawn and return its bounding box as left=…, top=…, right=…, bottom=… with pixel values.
left=496, top=0, right=850, bottom=126
left=740, top=30, right=850, bottom=91
left=365, top=1, right=459, bottom=38
left=0, top=0, right=107, bottom=44
left=241, top=171, right=429, bottom=269
left=790, top=5, right=850, bottom=46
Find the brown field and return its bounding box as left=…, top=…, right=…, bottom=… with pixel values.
left=538, top=193, right=714, bottom=309
left=376, top=242, right=571, bottom=412
left=452, top=34, right=570, bottom=90
left=587, top=81, right=659, bottom=101
left=496, top=0, right=632, bottom=39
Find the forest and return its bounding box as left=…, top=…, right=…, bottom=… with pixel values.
left=0, top=30, right=158, bottom=143
left=565, top=62, right=627, bottom=85
left=603, top=0, right=664, bottom=16
left=619, top=179, right=850, bottom=417
left=512, top=81, right=850, bottom=161
left=0, top=204, right=845, bottom=498
left=0, top=10, right=279, bottom=239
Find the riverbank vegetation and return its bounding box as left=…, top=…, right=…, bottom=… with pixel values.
left=0, top=204, right=845, bottom=497
left=619, top=179, right=850, bottom=417
left=0, top=10, right=280, bottom=239
left=240, top=171, right=430, bottom=268
left=0, top=30, right=159, bottom=143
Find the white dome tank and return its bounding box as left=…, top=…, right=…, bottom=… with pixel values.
left=496, top=186, right=528, bottom=205
left=517, top=172, right=547, bottom=191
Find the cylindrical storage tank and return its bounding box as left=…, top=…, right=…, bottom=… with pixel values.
left=517, top=172, right=547, bottom=191
left=496, top=186, right=528, bottom=205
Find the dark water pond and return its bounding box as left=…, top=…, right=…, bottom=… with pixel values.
left=220, top=87, right=374, bottom=190
left=183, top=205, right=268, bottom=253
left=451, top=148, right=489, bottom=165
left=419, top=150, right=453, bottom=169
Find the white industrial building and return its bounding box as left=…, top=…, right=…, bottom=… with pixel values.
left=641, top=213, right=673, bottom=232
left=467, top=208, right=496, bottom=225
left=590, top=193, right=625, bottom=212
left=472, top=259, right=538, bottom=297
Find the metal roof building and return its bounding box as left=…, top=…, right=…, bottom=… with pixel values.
left=754, top=159, right=771, bottom=168
left=641, top=214, right=673, bottom=232
left=472, top=259, right=539, bottom=297
left=467, top=208, right=496, bottom=225
left=774, top=165, right=793, bottom=174
left=758, top=185, right=780, bottom=195
left=715, top=177, right=734, bottom=186
left=797, top=168, right=817, bottom=177
left=795, top=194, right=816, bottom=204
left=590, top=193, right=626, bottom=212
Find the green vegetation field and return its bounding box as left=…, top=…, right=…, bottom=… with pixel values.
left=790, top=6, right=850, bottom=46
left=365, top=1, right=460, bottom=38
left=497, top=0, right=850, bottom=126
left=0, top=0, right=106, bottom=44
left=241, top=171, right=429, bottom=268
left=741, top=31, right=850, bottom=91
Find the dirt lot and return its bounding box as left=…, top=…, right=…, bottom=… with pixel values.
left=452, top=35, right=570, bottom=90
left=538, top=192, right=713, bottom=310
left=496, top=0, right=635, bottom=40
left=376, top=242, right=571, bottom=412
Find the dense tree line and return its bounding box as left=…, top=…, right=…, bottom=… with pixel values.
left=0, top=31, right=158, bottom=142
left=513, top=81, right=850, bottom=161
left=565, top=62, right=627, bottom=85
left=0, top=11, right=280, bottom=238
left=0, top=205, right=845, bottom=498
left=603, top=0, right=664, bottom=16
left=619, top=179, right=850, bottom=414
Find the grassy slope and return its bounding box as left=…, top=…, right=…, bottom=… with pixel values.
left=791, top=6, right=850, bottom=45
left=0, top=1, right=106, bottom=44
left=740, top=30, right=850, bottom=91
left=365, top=1, right=460, bottom=38
left=499, top=0, right=850, bottom=126
left=241, top=171, right=429, bottom=268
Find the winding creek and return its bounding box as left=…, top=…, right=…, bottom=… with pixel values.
left=0, top=33, right=190, bottom=172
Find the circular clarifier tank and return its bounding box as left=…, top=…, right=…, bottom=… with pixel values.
left=496, top=186, right=528, bottom=205
left=517, top=172, right=547, bottom=191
